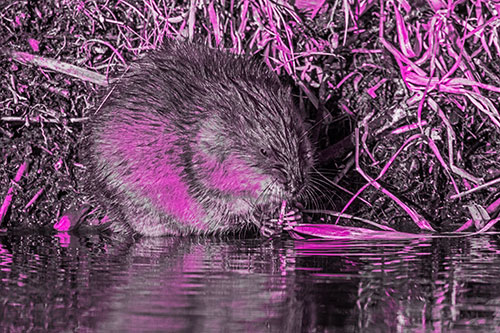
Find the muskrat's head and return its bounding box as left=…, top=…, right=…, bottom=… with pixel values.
left=191, top=60, right=315, bottom=210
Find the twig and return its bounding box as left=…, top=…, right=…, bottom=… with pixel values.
left=450, top=177, right=500, bottom=200
left=303, top=209, right=396, bottom=231
left=10, top=50, right=108, bottom=86
left=1, top=116, right=89, bottom=123
left=23, top=187, right=44, bottom=211
left=0, top=162, right=27, bottom=224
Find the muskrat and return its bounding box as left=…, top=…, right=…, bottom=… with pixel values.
left=84, top=41, right=314, bottom=237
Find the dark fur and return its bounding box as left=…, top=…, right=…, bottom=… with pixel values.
left=85, top=41, right=313, bottom=236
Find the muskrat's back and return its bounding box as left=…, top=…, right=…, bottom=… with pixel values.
left=86, top=41, right=314, bottom=236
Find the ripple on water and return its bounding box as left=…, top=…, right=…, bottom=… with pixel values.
left=1, top=233, right=500, bottom=331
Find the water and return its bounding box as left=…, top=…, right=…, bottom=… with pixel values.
left=1, top=232, right=500, bottom=332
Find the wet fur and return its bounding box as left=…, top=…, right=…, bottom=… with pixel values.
left=85, top=41, right=313, bottom=236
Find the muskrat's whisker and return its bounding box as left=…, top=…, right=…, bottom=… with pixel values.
left=306, top=185, right=323, bottom=211
left=305, top=189, right=318, bottom=212
left=309, top=178, right=342, bottom=204
left=310, top=178, right=334, bottom=208
left=309, top=176, right=335, bottom=193
left=301, top=187, right=314, bottom=211
left=306, top=182, right=323, bottom=206
left=312, top=167, right=372, bottom=206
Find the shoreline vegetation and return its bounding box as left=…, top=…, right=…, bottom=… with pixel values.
left=1, top=0, right=500, bottom=239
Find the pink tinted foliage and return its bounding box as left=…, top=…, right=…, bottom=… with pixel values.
left=391, top=121, right=428, bottom=135
left=54, top=158, right=63, bottom=171
left=28, top=38, right=39, bottom=52
left=0, top=162, right=26, bottom=225
left=288, top=224, right=431, bottom=241
left=14, top=13, right=25, bottom=27
left=53, top=204, right=91, bottom=232
left=456, top=195, right=500, bottom=232
left=238, top=0, right=249, bottom=36
left=54, top=215, right=71, bottom=232
left=426, top=138, right=459, bottom=193
left=366, top=78, right=387, bottom=98
left=294, top=0, right=326, bottom=19
left=392, top=1, right=416, bottom=58
left=341, top=129, right=435, bottom=232
left=207, top=2, right=221, bottom=46
left=24, top=187, right=44, bottom=210
left=337, top=0, right=500, bottom=234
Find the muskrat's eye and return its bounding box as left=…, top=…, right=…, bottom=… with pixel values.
left=260, top=148, right=268, bottom=157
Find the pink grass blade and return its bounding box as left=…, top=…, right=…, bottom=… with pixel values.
left=288, top=224, right=431, bottom=241
left=426, top=137, right=459, bottom=194
left=238, top=0, right=249, bottom=36
left=207, top=1, right=221, bottom=46
left=455, top=192, right=500, bottom=232
left=0, top=162, right=27, bottom=225
left=23, top=187, right=44, bottom=211
left=392, top=1, right=416, bottom=58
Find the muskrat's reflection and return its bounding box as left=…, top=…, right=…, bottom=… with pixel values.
left=97, top=236, right=299, bottom=332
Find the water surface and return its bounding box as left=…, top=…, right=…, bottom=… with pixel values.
left=1, top=232, right=500, bottom=332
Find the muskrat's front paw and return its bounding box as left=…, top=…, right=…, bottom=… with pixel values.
left=259, top=206, right=303, bottom=237
left=259, top=218, right=282, bottom=238
left=281, top=207, right=303, bottom=231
